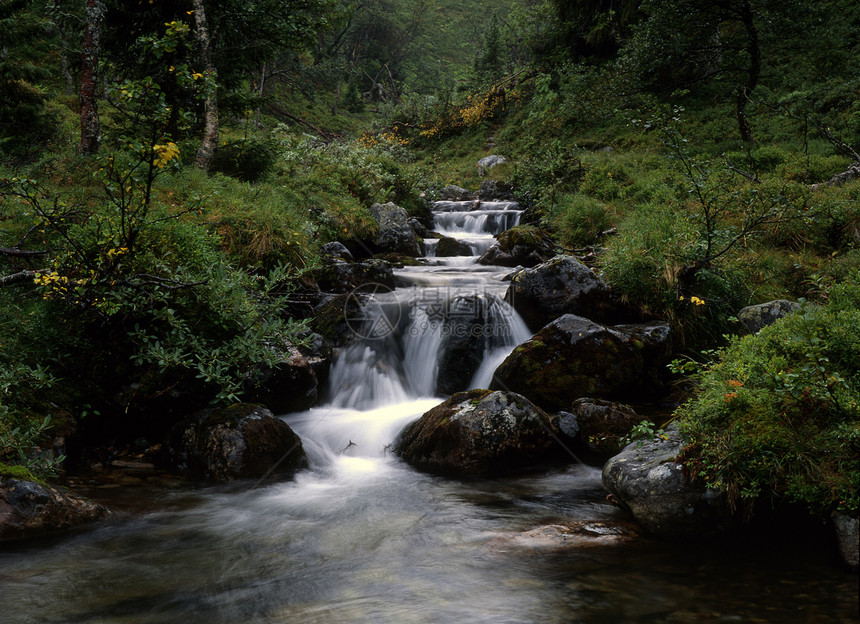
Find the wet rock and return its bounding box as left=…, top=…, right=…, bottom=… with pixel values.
left=832, top=511, right=859, bottom=570
left=247, top=341, right=319, bottom=413
left=295, top=330, right=332, bottom=387
left=395, top=389, right=568, bottom=477
left=0, top=478, right=110, bottom=540
left=435, top=236, right=473, bottom=257
left=170, top=403, right=307, bottom=481
left=737, top=299, right=800, bottom=334
left=504, top=255, right=615, bottom=330
left=434, top=294, right=501, bottom=395
left=478, top=225, right=553, bottom=268
left=571, top=398, right=641, bottom=456
left=312, top=257, right=395, bottom=293
left=321, top=241, right=354, bottom=262
left=310, top=294, right=362, bottom=347
left=369, top=202, right=421, bottom=256
left=408, top=217, right=430, bottom=239
left=489, top=521, right=639, bottom=550
left=491, top=315, right=673, bottom=412
left=438, top=184, right=474, bottom=201
left=477, top=179, right=515, bottom=201
left=602, top=425, right=733, bottom=537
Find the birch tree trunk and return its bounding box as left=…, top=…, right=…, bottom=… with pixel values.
left=78, top=0, right=104, bottom=154
left=192, top=0, right=218, bottom=171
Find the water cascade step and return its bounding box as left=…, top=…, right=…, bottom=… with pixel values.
left=326, top=194, right=529, bottom=409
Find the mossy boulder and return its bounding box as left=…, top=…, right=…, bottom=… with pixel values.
left=490, top=315, right=673, bottom=412
left=435, top=236, right=473, bottom=257
left=394, top=389, right=568, bottom=477
left=478, top=225, right=553, bottom=268
left=570, top=398, right=642, bottom=457
left=246, top=342, right=319, bottom=413
left=312, top=258, right=395, bottom=293
left=736, top=299, right=800, bottom=334
left=170, top=403, right=307, bottom=481
left=504, top=255, right=615, bottom=330
left=310, top=294, right=362, bottom=347
left=369, top=202, right=421, bottom=256
left=0, top=477, right=110, bottom=540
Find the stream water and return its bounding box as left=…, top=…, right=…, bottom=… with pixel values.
left=1, top=198, right=857, bottom=624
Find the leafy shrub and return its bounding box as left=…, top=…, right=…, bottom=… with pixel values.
left=210, top=138, right=277, bottom=182
left=676, top=280, right=860, bottom=516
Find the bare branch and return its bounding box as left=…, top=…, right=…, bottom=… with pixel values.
left=0, top=270, right=47, bottom=287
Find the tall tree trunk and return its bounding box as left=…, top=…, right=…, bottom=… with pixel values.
left=735, top=0, right=760, bottom=145
left=78, top=0, right=104, bottom=154
left=192, top=0, right=218, bottom=171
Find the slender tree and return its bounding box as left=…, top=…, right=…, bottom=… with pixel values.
left=191, top=0, right=218, bottom=171
left=79, top=0, right=104, bottom=154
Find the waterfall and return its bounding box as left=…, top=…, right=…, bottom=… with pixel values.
left=325, top=193, right=529, bottom=409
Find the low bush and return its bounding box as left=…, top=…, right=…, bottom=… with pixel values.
left=676, top=280, right=860, bottom=517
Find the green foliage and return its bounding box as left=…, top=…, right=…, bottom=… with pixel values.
left=619, top=419, right=668, bottom=448
left=0, top=358, right=64, bottom=480
left=210, top=138, right=277, bottom=182
left=543, top=194, right=610, bottom=247
left=676, top=280, right=860, bottom=516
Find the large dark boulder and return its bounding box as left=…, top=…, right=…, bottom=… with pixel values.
left=312, top=257, right=395, bottom=293
left=310, top=294, right=362, bottom=347
left=570, top=398, right=642, bottom=457
left=438, top=184, right=474, bottom=201
left=477, top=225, right=553, bottom=268
left=0, top=477, right=110, bottom=540
left=602, top=425, right=733, bottom=537
left=370, top=202, right=421, bottom=256
left=170, top=404, right=307, bottom=481
left=435, top=236, right=473, bottom=257
left=247, top=342, right=319, bottom=413
left=504, top=255, right=615, bottom=330
left=477, top=179, right=515, bottom=200
left=395, top=389, right=567, bottom=477
left=737, top=299, right=800, bottom=334
left=490, top=314, right=673, bottom=412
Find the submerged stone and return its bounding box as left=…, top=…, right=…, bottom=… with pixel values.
left=0, top=478, right=110, bottom=540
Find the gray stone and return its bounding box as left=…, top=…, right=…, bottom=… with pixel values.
left=438, top=185, right=474, bottom=201
left=0, top=478, right=110, bottom=540
left=602, top=425, right=733, bottom=536
left=321, top=241, right=353, bottom=262
left=395, top=390, right=568, bottom=477
left=477, top=155, right=507, bottom=176
left=491, top=315, right=673, bottom=412
left=435, top=236, right=473, bottom=257
left=832, top=511, right=859, bottom=570
left=737, top=299, right=800, bottom=334
left=370, top=202, right=421, bottom=256
left=504, top=255, right=615, bottom=330
left=171, top=404, right=307, bottom=481
left=571, top=398, right=641, bottom=456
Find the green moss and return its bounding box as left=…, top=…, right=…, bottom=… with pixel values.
left=0, top=462, right=40, bottom=483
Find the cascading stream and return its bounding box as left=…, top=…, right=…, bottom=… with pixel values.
left=325, top=195, right=528, bottom=412
left=1, top=190, right=850, bottom=624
